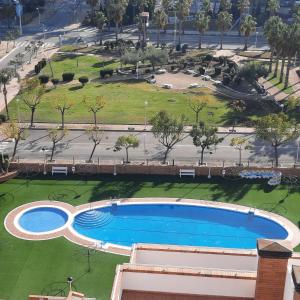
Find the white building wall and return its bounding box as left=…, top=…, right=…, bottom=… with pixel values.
left=122, top=272, right=256, bottom=298
left=283, top=258, right=300, bottom=300
left=134, top=249, right=258, bottom=272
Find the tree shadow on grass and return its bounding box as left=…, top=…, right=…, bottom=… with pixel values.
left=69, top=85, right=82, bottom=91
left=92, top=59, right=117, bottom=68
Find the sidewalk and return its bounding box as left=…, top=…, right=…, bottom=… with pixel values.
left=17, top=122, right=256, bottom=134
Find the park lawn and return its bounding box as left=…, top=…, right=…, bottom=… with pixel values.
left=8, top=82, right=231, bottom=125
left=267, top=75, right=294, bottom=95
left=40, top=53, right=120, bottom=80
left=0, top=175, right=300, bottom=299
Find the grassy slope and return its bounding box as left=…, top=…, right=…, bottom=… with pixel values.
left=0, top=175, right=300, bottom=299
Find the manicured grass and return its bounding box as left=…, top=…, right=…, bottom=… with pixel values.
left=0, top=175, right=299, bottom=299
left=9, top=82, right=230, bottom=125
left=267, top=75, right=294, bottom=95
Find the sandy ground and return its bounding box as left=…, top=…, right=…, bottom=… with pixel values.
left=0, top=41, right=17, bottom=60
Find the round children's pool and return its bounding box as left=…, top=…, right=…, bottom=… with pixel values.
left=18, top=207, right=69, bottom=233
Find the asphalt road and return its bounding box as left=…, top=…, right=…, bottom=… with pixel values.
left=2, top=130, right=299, bottom=166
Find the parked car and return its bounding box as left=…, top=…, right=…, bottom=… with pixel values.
left=156, top=68, right=167, bottom=74
left=162, top=83, right=173, bottom=89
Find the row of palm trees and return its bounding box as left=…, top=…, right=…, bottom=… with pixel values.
left=264, top=16, right=300, bottom=89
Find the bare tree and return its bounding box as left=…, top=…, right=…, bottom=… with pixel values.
left=83, top=96, right=106, bottom=126
left=53, top=98, right=74, bottom=129
left=48, top=128, right=68, bottom=162
left=86, top=126, right=104, bottom=162
left=188, top=97, right=208, bottom=124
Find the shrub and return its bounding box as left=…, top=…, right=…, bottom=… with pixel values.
left=38, top=75, right=49, bottom=84
left=51, top=78, right=59, bottom=87
left=204, top=54, right=213, bottom=62
left=41, top=58, right=47, bottom=68
left=176, top=44, right=181, bottom=51
left=100, top=69, right=113, bottom=79
left=144, top=69, right=151, bottom=74
left=222, top=74, right=231, bottom=85
left=34, top=64, right=41, bottom=74
left=0, top=114, right=7, bottom=124
left=199, top=67, right=205, bottom=75
left=214, top=67, right=222, bottom=76
left=62, top=72, right=75, bottom=82
left=78, top=76, right=89, bottom=86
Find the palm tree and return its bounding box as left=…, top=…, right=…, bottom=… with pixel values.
left=107, top=0, right=129, bottom=41
left=217, top=11, right=232, bottom=50
left=154, top=7, right=168, bottom=47
left=237, top=0, right=250, bottom=34
left=219, top=0, right=232, bottom=12
left=86, top=0, right=99, bottom=16
left=264, top=16, right=283, bottom=74
left=176, top=0, right=193, bottom=45
left=240, top=15, right=256, bottom=50
left=284, top=24, right=300, bottom=89
left=95, top=11, right=107, bottom=45
left=279, top=23, right=288, bottom=83
left=202, top=0, right=211, bottom=14
left=195, top=12, right=210, bottom=49
left=266, top=0, right=280, bottom=16
left=0, top=68, right=15, bottom=120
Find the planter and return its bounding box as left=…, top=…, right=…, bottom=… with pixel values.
left=0, top=171, right=18, bottom=183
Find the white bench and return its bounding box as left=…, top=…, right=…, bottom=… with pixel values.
left=179, top=169, right=195, bottom=178
left=52, top=166, right=68, bottom=175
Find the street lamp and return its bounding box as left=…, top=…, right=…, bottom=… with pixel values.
left=255, top=31, right=258, bottom=49
left=136, top=61, right=141, bottom=79
left=36, top=8, right=40, bottom=26
left=144, top=100, right=148, bottom=130
left=67, top=276, right=73, bottom=292
left=279, top=103, right=284, bottom=112
left=16, top=98, right=20, bottom=124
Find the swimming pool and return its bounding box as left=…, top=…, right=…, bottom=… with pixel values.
left=18, top=207, right=69, bottom=233
left=72, top=203, right=288, bottom=249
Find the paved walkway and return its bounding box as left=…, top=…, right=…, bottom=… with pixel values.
left=16, top=122, right=255, bottom=134
left=0, top=46, right=59, bottom=113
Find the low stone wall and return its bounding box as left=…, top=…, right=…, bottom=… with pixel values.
left=9, top=162, right=300, bottom=178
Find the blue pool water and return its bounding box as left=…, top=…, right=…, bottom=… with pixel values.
left=72, top=204, right=288, bottom=249
left=19, top=207, right=68, bottom=233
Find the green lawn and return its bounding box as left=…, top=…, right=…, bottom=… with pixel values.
left=0, top=175, right=300, bottom=299
left=9, top=82, right=231, bottom=125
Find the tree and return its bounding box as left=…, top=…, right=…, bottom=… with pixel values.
left=202, top=0, right=211, bottom=14
left=219, top=0, right=232, bottom=12
left=190, top=122, right=223, bottom=165
left=150, top=111, right=186, bottom=164
left=86, top=126, right=104, bottom=162
left=217, top=11, right=232, bottom=50
left=230, top=137, right=251, bottom=166
left=154, top=7, right=168, bottom=47
left=188, top=97, right=208, bottom=123
left=284, top=23, right=300, bottom=89
left=264, top=16, right=284, bottom=74
left=95, top=11, right=107, bottom=45
left=107, top=0, right=129, bottom=41
left=240, top=15, right=256, bottom=50
left=114, top=134, right=139, bottom=163
left=53, top=97, right=74, bottom=129
left=23, top=85, right=45, bottom=127
left=176, top=0, right=193, bottom=45
left=266, top=0, right=280, bottom=16
left=120, top=49, right=144, bottom=71
left=0, top=68, right=16, bottom=120
left=255, top=113, right=299, bottom=167
left=145, top=46, right=168, bottom=71
left=195, top=12, right=210, bottom=49
left=83, top=96, right=106, bottom=126
left=86, top=0, right=99, bottom=16
left=1, top=120, right=27, bottom=161
left=230, top=100, right=246, bottom=112
left=237, top=0, right=250, bottom=16
left=48, top=129, right=68, bottom=162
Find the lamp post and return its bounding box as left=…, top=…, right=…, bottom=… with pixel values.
left=144, top=100, right=148, bottom=130
left=67, top=277, right=73, bottom=292
left=36, top=8, right=40, bottom=26
left=255, top=31, right=258, bottom=49
left=16, top=98, right=20, bottom=124
left=136, top=61, right=141, bottom=79
left=279, top=103, right=284, bottom=112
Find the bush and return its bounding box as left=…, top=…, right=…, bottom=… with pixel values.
left=144, top=69, right=151, bottom=74
left=41, top=58, right=47, bottom=68
left=38, top=75, right=49, bottom=84
left=214, top=67, right=222, bottom=76
left=51, top=78, right=59, bottom=86
left=176, top=44, right=181, bottom=51
left=62, top=72, right=75, bottom=82
left=222, top=74, right=231, bottom=85
left=199, top=67, right=205, bottom=75
left=78, top=76, right=89, bottom=86
left=0, top=114, right=7, bottom=124
left=34, top=64, right=41, bottom=74
left=100, top=69, right=113, bottom=79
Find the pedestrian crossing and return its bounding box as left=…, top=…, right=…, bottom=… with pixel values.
left=15, top=41, right=56, bottom=49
